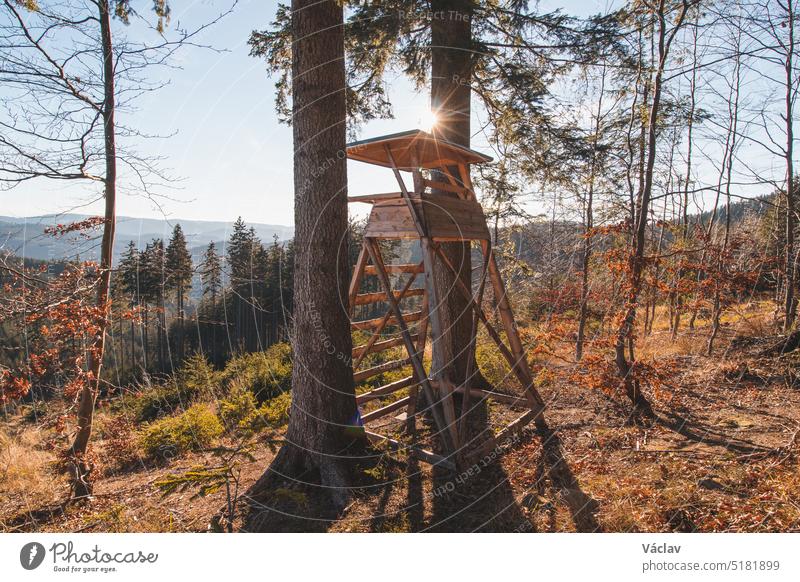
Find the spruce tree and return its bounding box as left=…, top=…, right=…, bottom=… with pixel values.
left=200, top=241, right=223, bottom=362
left=226, top=217, right=255, bottom=351
left=140, top=239, right=167, bottom=372
left=118, top=241, right=141, bottom=373
left=166, top=224, right=193, bottom=362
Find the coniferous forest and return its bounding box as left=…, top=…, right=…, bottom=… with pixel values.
left=1, top=0, right=800, bottom=542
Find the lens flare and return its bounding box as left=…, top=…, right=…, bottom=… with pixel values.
left=418, top=109, right=439, bottom=132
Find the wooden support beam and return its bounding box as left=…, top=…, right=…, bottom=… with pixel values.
left=486, top=249, right=544, bottom=411
left=352, top=335, right=417, bottom=359
left=419, top=240, right=460, bottom=452
left=383, top=144, right=428, bottom=238
left=457, top=163, right=474, bottom=195
left=403, top=146, right=460, bottom=454
left=351, top=310, right=423, bottom=331
left=407, top=288, right=429, bottom=435
left=361, top=396, right=413, bottom=423
left=364, top=263, right=424, bottom=275
left=348, top=192, right=404, bottom=203
left=351, top=261, right=423, bottom=370
left=348, top=245, right=369, bottom=316
left=357, top=376, right=416, bottom=404
left=364, top=431, right=455, bottom=471
left=462, top=410, right=536, bottom=465
left=353, top=358, right=411, bottom=383
left=495, top=410, right=536, bottom=442
left=353, top=287, right=424, bottom=306
left=432, top=243, right=545, bottom=413
left=457, top=239, right=491, bottom=443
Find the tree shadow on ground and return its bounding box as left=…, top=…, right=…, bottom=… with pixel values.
left=537, top=426, right=602, bottom=532
left=5, top=503, right=68, bottom=532
left=422, top=399, right=552, bottom=532
left=239, top=439, right=383, bottom=532
left=240, top=399, right=602, bottom=532
left=657, top=411, right=773, bottom=455
left=239, top=476, right=341, bottom=533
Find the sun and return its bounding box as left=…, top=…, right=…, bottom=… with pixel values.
left=418, top=108, right=440, bottom=133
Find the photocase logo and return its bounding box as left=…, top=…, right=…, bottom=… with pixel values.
left=20, top=542, right=46, bottom=570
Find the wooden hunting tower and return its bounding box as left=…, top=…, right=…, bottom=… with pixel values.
left=347, top=130, right=546, bottom=469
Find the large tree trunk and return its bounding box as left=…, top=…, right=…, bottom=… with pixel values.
left=70, top=0, right=117, bottom=499
left=247, top=0, right=360, bottom=518
left=429, top=0, right=482, bottom=390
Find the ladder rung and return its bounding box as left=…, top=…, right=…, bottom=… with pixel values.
left=351, top=310, right=423, bottom=331
left=357, top=376, right=417, bottom=403
left=353, top=335, right=418, bottom=359
left=364, top=264, right=424, bottom=276
left=361, top=396, right=413, bottom=423
left=353, top=288, right=424, bottom=306
left=353, top=358, right=411, bottom=383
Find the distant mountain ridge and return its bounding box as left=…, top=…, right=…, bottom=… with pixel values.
left=0, top=214, right=294, bottom=262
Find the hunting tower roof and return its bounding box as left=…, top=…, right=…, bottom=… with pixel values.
left=346, top=129, right=492, bottom=170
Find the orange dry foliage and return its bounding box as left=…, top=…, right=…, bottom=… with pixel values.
left=0, top=250, right=104, bottom=404
left=44, top=216, right=106, bottom=238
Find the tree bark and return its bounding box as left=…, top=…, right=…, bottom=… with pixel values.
left=70, top=0, right=117, bottom=498
left=429, top=0, right=482, bottom=390
left=247, top=0, right=360, bottom=518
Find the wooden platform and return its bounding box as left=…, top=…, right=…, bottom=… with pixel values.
left=357, top=193, right=490, bottom=241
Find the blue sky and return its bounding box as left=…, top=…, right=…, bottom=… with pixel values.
left=5, top=0, right=781, bottom=227
left=5, top=0, right=616, bottom=226
left=6, top=0, right=446, bottom=225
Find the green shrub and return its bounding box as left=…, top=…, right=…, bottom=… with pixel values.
left=259, top=391, right=291, bottom=426
left=218, top=385, right=292, bottom=436
left=140, top=404, right=223, bottom=459
left=128, top=354, right=218, bottom=422
left=176, top=353, right=218, bottom=398
left=220, top=343, right=292, bottom=403
left=218, top=387, right=259, bottom=432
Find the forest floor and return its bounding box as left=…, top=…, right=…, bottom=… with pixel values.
left=2, top=304, right=799, bottom=532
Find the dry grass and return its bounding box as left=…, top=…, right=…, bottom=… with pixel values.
left=0, top=424, right=65, bottom=528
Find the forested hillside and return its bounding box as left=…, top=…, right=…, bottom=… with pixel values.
left=0, top=214, right=293, bottom=262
